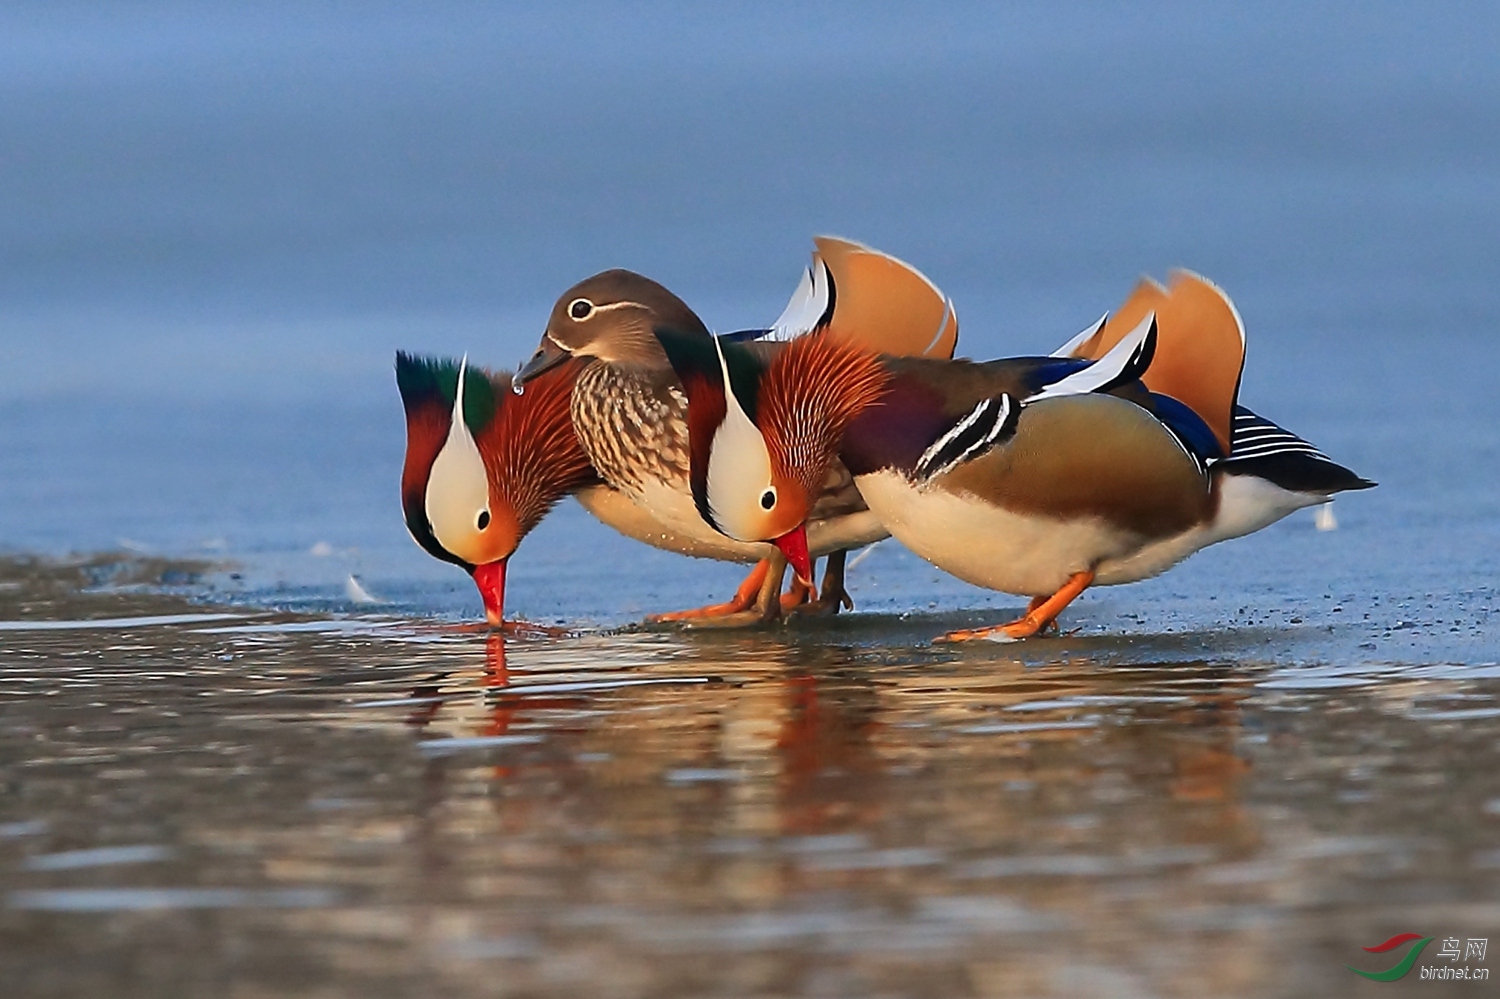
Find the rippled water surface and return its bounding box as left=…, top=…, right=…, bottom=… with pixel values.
left=2, top=559, right=1498, bottom=997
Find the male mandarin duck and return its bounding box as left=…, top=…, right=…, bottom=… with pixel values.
left=659, top=270, right=1374, bottom=641
left=399, top=237, right=959, bottom=627
left=507, top=236, right=960, bottom=625
left=397, top=352, right=595, bottom=630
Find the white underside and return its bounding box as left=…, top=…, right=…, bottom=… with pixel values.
left=1099, top=472, right=1325, bottom=585
left=853, top=469, right=1327, bottom=596
left=576, top=483, right=887, bottom=565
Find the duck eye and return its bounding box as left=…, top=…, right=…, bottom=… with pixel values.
left=569, top=298, right=594, bottom=320
left=760, top=489, right=776, bottom=511
left=477, top=510, right=491, bottom=530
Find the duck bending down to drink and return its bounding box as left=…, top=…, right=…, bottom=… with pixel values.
left=658, top=270, right=1374, bottom=641
left=502, top=236, right=960, bottom=626
left=398, top=237, right=960, bottom=628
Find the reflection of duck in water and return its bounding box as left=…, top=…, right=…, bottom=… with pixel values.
left=773, top=672, right=885, bottom=836
left=402, top=634, right=583, bottom=743
left=663, top=271, right=1373, bottom=641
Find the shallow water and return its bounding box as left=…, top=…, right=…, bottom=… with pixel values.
left=3, top=3, right=1500, bottom=996
left=1, top=559, right=1498, bottom=997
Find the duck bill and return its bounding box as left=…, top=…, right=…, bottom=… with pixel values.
left=471, top=559, right=507, bottom=627
left=515, top=338, right=570, bottom=388
left=772, top=525, right=813, bottom=588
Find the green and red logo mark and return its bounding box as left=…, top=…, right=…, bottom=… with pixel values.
left=1347, top=933, right=1434, bottom=982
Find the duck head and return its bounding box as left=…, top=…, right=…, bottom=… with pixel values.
left=514, top=269, right=713, bottom=385
left=658, top=331, right=890, bottom=587
left=396, top=352, right=593, bottom=625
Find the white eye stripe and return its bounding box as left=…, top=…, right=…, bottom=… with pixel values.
left=568, top=299, right=641, bottom=321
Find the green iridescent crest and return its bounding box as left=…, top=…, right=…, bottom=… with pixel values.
left=395, top=351, right=499, bottom=434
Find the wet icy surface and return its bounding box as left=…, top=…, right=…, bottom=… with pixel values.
left=1, top=560, right=1498, bottom=997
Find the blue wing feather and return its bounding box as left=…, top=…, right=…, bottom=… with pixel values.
left=1148, top=392, right=1224, bottom=465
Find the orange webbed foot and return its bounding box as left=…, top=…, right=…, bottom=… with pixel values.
left=935, top=571, right=1093, bottom=643
left=672, top=556, right=790, bottom=629
left=646, top=560, right=771, bottom=623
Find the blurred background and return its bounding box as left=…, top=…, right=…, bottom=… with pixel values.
left=0, top=1, right=1494, bottom=621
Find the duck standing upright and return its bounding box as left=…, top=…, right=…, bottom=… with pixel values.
left=511, top=236, right=960, bottom=625
left=662, top=270, right=1374, bottom=641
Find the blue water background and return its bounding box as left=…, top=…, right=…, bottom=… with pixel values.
left=0, top=2, right=1495, bottom=636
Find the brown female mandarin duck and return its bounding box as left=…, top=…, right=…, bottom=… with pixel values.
left=399, top=237, right=959, bottom=627
left=661, top=270, right=1373, bottom=641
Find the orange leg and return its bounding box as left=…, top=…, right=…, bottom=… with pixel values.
left=665, top=554, right=789, bottom=629
left=780, top=573, right=814, bottom=612
left=646, top=559, right=771, bottom=622
left=1024, top=594, right=1059, bottom=635
left=937, top=571, right=1094, bottom=643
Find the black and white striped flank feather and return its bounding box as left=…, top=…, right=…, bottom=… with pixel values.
left=914, top=393, right=1021, bottom=481
left=1219, top=406, right=1331, bottom=462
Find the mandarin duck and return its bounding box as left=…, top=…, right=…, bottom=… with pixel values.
left=659, top=270, right=1374, bottom=641
left=510, top=236, right=960, bottom=625
left=397, top=353, right=595, bottom=630
left=399, top=238, right=960, bottom=627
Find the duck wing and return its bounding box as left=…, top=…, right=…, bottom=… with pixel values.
left=1054, top=272, right=1244, bottom=455
left=738, top=237, right=958, bottom=360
